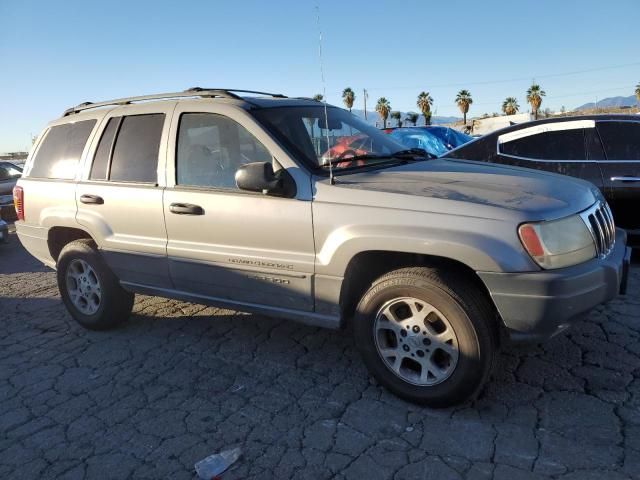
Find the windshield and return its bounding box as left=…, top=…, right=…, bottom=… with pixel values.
left=388, top=129, right=449, bottom=157
left=252, top=106, right=411, bottom=170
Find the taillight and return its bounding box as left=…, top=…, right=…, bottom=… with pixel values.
left=13, top=185, right=24, bottom=221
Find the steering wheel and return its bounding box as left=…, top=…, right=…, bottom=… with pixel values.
left=336, top=149, right=357, bottom=160
left=332, top=149, right=360, bottom=168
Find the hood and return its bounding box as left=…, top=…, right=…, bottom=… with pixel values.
left=331, top=158, right=599, bottom=220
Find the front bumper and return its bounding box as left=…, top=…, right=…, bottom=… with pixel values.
left=0, top=220, right=8, bottom=243
left=478, top=228, right=630, bottom=343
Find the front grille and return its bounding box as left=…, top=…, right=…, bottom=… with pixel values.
left=580, top=201, right=615, bottom=258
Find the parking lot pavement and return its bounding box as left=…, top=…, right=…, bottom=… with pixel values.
left=0, top=232, right=638, bottom=480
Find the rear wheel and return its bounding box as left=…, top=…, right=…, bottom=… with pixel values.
left=57, top=239, right=134, bottom=330
left=353, top=267, right=496, bottom=407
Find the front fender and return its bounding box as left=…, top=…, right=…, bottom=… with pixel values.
left=315, top=223, right=539, bottom=277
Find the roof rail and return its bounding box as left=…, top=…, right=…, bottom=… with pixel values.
left=62, top=88, right=287, bottom=116
left=186, top=87, right=287, bottom=98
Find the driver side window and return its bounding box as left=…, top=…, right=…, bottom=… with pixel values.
left=176, top=113, right=272, bottom=189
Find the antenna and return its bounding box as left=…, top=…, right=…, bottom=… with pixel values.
left=315, top=4, right=335, bottom=185
left=363, top=88, right=368, bottom=120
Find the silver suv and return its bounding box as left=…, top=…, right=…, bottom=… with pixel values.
left=15, top=88, right=631, bottom=406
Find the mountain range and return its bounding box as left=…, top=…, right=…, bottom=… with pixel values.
left=575, top=95, right=638, bottom=110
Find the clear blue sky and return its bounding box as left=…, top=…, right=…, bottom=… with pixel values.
left=1, top=0, right=639, bottom=152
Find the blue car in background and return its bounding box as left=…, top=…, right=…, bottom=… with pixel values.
left=383, top=126, right=473, bottom=157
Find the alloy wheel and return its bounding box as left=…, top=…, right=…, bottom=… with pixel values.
left=374, top=297, right=459, bottom=386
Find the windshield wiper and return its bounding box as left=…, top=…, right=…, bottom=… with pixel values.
left=324, top=154, right=387, bottom=166
left=324, top=149, right=434, bottom=168
left=390, top=148, right=436, bottom=159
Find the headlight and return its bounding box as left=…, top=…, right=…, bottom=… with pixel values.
left=518, top=214, right=596, bottom=269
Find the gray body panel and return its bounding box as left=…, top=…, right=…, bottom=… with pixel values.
left=479, top=229, right=629, bottom=341
left=311, top=158, right=600, bottom=278
left=74, top=102, right=174, bottom=288
left=162, top=101, right=316, bottom=310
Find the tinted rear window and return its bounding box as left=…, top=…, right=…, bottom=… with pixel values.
left=585, top=129, right=606, bottom=160
left=109, top=114, right=164, bottom=183
left=29, top=120, right=96, bottom=179
left=597, top=122, right=640, bottom=160
left=500, top=129, right=585, bottom=160
left=90, top=117, right=120, bottom=180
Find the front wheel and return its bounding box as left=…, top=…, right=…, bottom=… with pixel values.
left=353, top=267, right=496, bottom=407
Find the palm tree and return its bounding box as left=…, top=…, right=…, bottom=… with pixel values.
left=312, top=94, right=324, bottom=102
left=417, top=91, right=434, bottom=125
left=375, top=97, right=391, bottom=128
left=342, top=87, right=355, bottom=112
left=526, top=84, right=546, bottom=120
left=502, top=97, right=520, bottom=116
left=635, top=82, right=640, bottom=105
left=405, top=112, right=419, bottom=126
left=455, top=90, right=473, bottom=125
left=390, top=111, right=402, bottom=127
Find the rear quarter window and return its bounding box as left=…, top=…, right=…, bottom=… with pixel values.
left=29, top=120, right=96, bottom=179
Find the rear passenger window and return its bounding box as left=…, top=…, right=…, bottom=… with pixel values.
left=109, top=114, right=164, bottom=183
left=29, top=120, right=96, bottom=179
left=176, top=113, right=272, bottom=189
left=500, top=129, right=585, bottom=160
left=597, top=122, right=640, bottom=160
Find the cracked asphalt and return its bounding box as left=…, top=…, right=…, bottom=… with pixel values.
left=1, top=229, right=639, bottom=480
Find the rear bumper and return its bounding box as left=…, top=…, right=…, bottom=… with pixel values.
left=478, top=229, right=630, bottom=343
left=14, top=222, right=56, bottom=267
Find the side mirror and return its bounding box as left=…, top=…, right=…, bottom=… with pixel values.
left=235, top=162, right=296, bottom=198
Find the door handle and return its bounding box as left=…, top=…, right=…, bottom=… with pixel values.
left=169, top=203, right=204, bottom=215
left=80, top=194, right=104, bottom=205
left=610, top=176, right=640, bottom=182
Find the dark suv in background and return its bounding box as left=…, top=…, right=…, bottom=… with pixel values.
left=446, top=115, right=640, bottom=238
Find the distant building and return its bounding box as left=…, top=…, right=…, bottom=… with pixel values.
left=471, top=113, right=533, bottom=135
left=0, top=151, right=29, bottom=161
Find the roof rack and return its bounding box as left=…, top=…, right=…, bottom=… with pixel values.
left=186, top=87, right=287, bottom=98
left=62, top=88, right=288, bottom=116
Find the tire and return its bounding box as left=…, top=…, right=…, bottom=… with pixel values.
left=353, top=267, right=497, bottom=407
left=56, top=239, right=134, bottom=331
